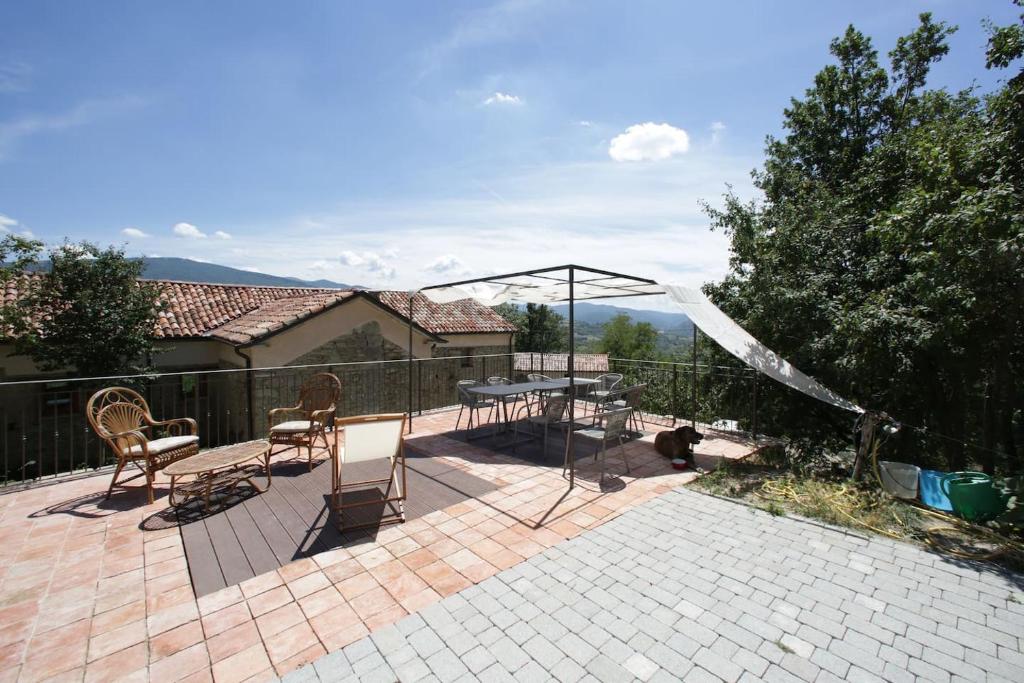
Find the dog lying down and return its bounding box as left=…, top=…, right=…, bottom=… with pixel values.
left=654, top=425, right=704, bottom=464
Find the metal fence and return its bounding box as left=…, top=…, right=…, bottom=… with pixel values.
left=0, top=353, right=517, bottom=486
left=0, top=352, right=758, bottom=486
left=607, top=358, right=758, bottom=434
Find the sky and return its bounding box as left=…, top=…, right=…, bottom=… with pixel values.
left=1, top=1, right=1020, bottom=310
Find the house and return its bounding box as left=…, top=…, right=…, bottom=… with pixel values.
left=0, top=278, right=516, bottom=476
left=0, top=278, right=516, bottom=378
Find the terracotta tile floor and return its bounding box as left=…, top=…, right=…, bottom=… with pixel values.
left=0, top=408, right=763, bottom=682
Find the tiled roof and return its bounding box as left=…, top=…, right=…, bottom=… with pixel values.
left=513, top=353, right=609, bottom=372
left=375, top=291, right=518, bottom=334
left=2, top=276, right=516, bottom=344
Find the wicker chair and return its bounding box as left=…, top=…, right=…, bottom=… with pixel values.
left=86, top=387, right=199, bottom=504
left=268, top=373, right=341, bottom=470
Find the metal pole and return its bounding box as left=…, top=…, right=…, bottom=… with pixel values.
left=691, top=325, right=698, bottom=429
left=752, top=373, right=758, bottom=441
left=408, top=293, right=414, bottom=434
left=567, top=267, right=575, bottom=489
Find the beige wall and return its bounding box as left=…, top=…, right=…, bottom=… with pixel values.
left=243, top=297, right=437, bottom=368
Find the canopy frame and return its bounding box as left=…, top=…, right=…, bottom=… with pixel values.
left=407, top=264, right=664, bottom=489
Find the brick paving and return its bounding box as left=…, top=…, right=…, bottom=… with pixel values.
left=283, top=488, right=1024, bottom=683
left=0, top=408, right=760, bottom=681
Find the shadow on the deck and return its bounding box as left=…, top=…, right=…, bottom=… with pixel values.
left=172, top=446, right=497, bottom=597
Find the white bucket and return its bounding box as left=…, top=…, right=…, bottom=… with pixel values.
left=879, top=461, right=920, bottom=499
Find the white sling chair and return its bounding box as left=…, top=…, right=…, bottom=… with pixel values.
left=331, top=413, right=407, bottom=531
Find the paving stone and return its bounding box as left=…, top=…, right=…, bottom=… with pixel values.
left=287, top=488, right=1024, bottom=682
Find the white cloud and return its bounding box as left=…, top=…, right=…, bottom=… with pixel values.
left=483, top=92, right=522, bottom=106
left=339, top=250, right=396, bottom=280
left=121, top=227, right=148, bottom=238
left=213, top=230, right=232, bottom=240
left=308, top=260, right=332, bottom=272
left=0, top=61, right=32, bottom=93
left=173, top=222, right=206, bottom=239
left=0, top=213, right=17, bottom=232
left=19, top=229, right=34, bottom=238
left=421, top=0, right=549, bottom=75
left=0, top=95, right=148, bottom=161
left=425, top=254, right=469, bottom=274
left=241, top=266, right=261, bottom=272
left=609, top=122, right=691, bottom=162
left=339, top=250, right=365, bottom=267
left=577, top=120, right=593, bottom=127
left=710, top=121, right=726, bottom=145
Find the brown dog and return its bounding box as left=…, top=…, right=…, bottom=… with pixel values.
left=654, top=425, right=704, bottom=460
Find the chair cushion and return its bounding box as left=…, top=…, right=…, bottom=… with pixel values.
left=128, top=435, right=198, bottom=456
left=270, top=420, right=317, bottom=433
left=575, top=428, right=607, bottom=440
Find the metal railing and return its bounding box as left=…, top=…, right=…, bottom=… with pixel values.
left=0, top=353, right=516, bottom=486
left=0, top=352, right=759, bottom=486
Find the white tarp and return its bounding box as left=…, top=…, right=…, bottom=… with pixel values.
left=662, top=285, right=862, bottom=413
left=419, top=279, right=862, bottom=413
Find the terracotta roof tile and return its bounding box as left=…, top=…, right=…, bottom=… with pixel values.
left=375, top=291, right=517, bottom=334
left=2, top=276, right=516, bottom=344
left=513, top=353, right=609, bottom=373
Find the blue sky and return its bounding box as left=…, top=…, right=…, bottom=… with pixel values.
left=1, top=1, right=1019, bottom=305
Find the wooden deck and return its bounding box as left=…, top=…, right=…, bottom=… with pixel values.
left=178, top=446, right=497, bottom=596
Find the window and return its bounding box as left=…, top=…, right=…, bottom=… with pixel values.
left=461, top=348, right=475, bottom=368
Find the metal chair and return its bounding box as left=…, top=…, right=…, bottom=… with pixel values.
left=600, top=384, right=648, bottom=432
left=487, top=376, right=524, bottom=420
left=527, top=373, right=565, bottom=396
left=455, top=379, right=496, bottom=431
left=331, top=413, right=407, bottom=531
left=512, top=394, right=569, bottom=461
left=565, top=407, right=633, bottom=483
left=268, top=373, right=341, bottom=471
left=582, top=372, right=624, bottom=415
left=86, top=386, right=199, bottom=504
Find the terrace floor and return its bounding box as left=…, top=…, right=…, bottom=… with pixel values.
left=0, top=407, right=759, bottom=682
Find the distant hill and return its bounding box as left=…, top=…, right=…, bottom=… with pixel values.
left=26, top=257, right=355, bottom=289
left=550, top=302, right=692, bottom=333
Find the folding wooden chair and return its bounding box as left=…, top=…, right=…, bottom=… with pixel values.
left=331, top=413, right=407, bottom=531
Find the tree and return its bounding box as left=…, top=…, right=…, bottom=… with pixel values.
left=701, top=10, right=1024, bottom=471
left=494, top=303, right=566, bottom=352
left=16, top=242, right=162, bottom=377
left=597, top=313, right=658, bottom=360
left=1, top=234, right=44, bottom=337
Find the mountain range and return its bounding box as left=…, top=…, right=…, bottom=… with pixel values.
left=24, top=256, right=690, bottom=331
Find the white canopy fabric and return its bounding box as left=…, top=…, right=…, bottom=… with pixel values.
left=661, top=285, right=862, bottom=413
left=421, top=279, right=666, bottom=305
left=419, top=279, right=862, bottom=414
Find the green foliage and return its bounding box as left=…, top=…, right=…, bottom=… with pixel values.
left=702, top=10, right=1024, bottom=472
left=597, top=313, right=658, bottom=360
left=493, top=303, right=567, bottom=353
left=15, top=242, right=161, bottom=377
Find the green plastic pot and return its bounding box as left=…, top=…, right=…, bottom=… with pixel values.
left=940, top=472, right=1009, bottom=522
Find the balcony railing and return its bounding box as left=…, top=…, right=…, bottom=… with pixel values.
left=0, top=353, right=759, bottom=486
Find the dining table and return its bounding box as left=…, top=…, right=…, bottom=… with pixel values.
left=465, top=377, right=599, bottom=434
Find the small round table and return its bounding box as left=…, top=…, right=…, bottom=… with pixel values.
left=164, top=440, right=271, bottom=513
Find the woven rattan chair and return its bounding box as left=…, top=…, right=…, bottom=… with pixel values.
left=268, top=373, right=341, bottom=470
left=86, top=387, right=199, bottom=504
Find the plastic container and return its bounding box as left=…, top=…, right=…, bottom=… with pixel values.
left=941, top=472, right=1009, bottom=522
left=671, top=458, right=689, bottom=470
left=878, top=461, right=920, bottom=499
left=919, top=470, right=954, bottom=511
